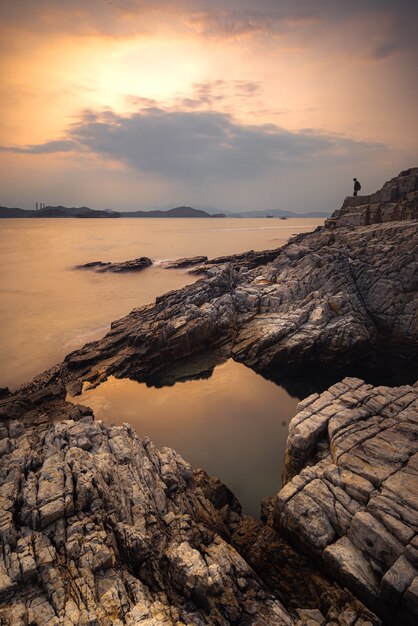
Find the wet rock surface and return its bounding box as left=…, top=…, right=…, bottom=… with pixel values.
left=75, top=257, right=152, bottom=272
left=272, top=377, right=418, bottom=625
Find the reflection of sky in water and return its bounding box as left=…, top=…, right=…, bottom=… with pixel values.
left=73, top=360, right=299, bottom=517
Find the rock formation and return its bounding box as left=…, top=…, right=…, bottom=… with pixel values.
left=0, top=405, right=294, bottom=625
left=325, top=168, right=418, bottom=229
left=75, top=257, right=153, bottom=273
left=162, top=256, right=208, bottom=269
left=0, top=389, right=380, bottom=625
left=270, top=377, right=418, bottom=625
left=1, top=168, right=417, bottom=624
left=62, top=169, right=417, bottom=394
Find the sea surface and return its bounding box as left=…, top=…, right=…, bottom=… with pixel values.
left=0, top=217, right=323, bottom=514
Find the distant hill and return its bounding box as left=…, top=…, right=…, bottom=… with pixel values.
left=121, top=206, right=225, bottom=218
left=0, top=204, right=327, bottom=219
left=37, top=206, right=121, bottom=218
left=0, top=205, right=120, bottom=218
left=0, top=207, right=33, bottom=218
left=225, top=208, right=330, bottom=218
left=0, top=205, right=224, bottom=219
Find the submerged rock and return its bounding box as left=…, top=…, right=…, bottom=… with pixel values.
left=75, top=257, right=152, bottom=272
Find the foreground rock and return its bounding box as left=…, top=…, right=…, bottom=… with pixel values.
left=271, top=377, right=418, bottom=625
left=75, top=257, right=152, bottom=272
left=0, top=396, right=380, bottom=625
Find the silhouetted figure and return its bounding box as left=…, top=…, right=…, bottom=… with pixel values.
left=353, top=178, right=361, bottom=196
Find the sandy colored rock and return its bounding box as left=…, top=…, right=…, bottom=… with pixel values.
left=272, top=378, right=418, bottom=625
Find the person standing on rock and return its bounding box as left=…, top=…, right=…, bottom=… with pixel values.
left=353, top=178, right=361, bottom=196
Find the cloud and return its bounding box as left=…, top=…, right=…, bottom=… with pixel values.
left=2, top=0, right=417, bottom=53
left=173, top=80, right=262, bottom=110
left=1, top=106, right=384, bottom=182
left=0, top=140, right=75, bottom=154
left=184, top=1, right=418, bottom=64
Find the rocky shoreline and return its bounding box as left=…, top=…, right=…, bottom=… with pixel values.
left=0, top=168, right=417, bottom=625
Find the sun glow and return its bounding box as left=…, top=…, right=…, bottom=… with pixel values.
left=1, top=32, right=207, bottom=145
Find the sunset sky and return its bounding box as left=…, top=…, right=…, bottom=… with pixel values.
left=1, top=0, right=417, bottom=213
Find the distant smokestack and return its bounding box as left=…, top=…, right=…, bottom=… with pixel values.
left=36, top=202, right=38, bottom=211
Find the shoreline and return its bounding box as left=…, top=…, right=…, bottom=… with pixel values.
left=0, top=168, right=417, bottom=625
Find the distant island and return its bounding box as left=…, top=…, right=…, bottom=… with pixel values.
left=230, top=208, right=330, bottom=218
left=0, top=204, right=329, bottom=219
left=0, top=205, right=225, bottom=219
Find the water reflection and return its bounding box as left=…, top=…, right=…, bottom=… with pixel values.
left=72, top=359, right=299, bottom=517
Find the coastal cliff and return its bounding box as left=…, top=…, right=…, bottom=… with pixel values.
left=0, top=168, right=417, bottom=625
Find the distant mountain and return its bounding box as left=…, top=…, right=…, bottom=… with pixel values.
left=0, top=205, right=225, bottom=219
left=0, top=205, right=120, bottom=218
left=0, top=204, right=327, bottom=219
left=0, top=206, right=33, bottom=218
left=37, top=206, right=120, bottom=218
left=224, top=208, right=330, bottom=218
left=121, top=206, right=225, bottom=218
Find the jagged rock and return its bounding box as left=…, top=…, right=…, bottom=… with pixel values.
left=0, top=410, right=297, bottom=625
left=271, top=377, right=418, bottom=626
left=75, top=257, right=152, bottom=272
left=60, top=169, right=417, bottom=392
left=187, top=248, right=286, bottom=276
left=162, top=256, right=208, bottom=269
left=0, top=400, right=381, bottom=626
left=325, top=167, right=418, bottom=229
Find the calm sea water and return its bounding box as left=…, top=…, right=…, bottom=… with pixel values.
left=1, top=217, right=323, bottom=515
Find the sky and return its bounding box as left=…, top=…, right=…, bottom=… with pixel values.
left=0, top=0, right=417, bottom=213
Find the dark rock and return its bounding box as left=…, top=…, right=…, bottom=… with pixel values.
left=325, top=167, right=418, bottom=229
left=163, top=255, right=208, bottom=268
left=75, top=257, right=152, bottom=272
left=0, top=388, right=10, bottom=400
left=75, top=260, right=111, bottom=269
